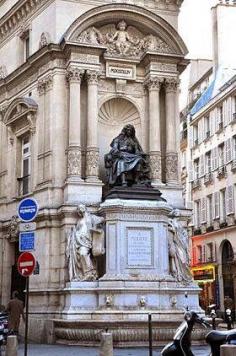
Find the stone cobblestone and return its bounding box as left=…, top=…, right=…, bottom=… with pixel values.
left=14, top=344, right=211, bottom=356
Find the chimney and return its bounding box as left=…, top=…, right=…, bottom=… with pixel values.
left=212, top=0, right=236, bottom=75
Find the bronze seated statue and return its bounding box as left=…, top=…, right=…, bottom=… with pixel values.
left=104, top=124, right=151, bottom=187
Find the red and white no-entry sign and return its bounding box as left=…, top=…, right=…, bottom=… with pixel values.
left=17, top=252, right=36, bottom=277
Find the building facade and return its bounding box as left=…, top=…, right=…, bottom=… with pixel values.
left=0, top=0, right=189, bottom=342
left=181, top=0, right=236, bottom=312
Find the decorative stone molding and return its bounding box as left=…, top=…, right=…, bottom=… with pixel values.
left=86, top=148, right=99, bottom=178
left=3, top=97, right=38, bottom=135
left=39, top=32, right=51, bottom=49
left=98, top=98, right=139, bottom=127
left=66, top=68, right=84, bottom=84
left=18, top=24, right=30, bottom=39
left=0, top=0, right=48, bottom=43
left=165, top=78, right=179, bottom=93
left=5, top=216, right=19, bottom=243
left=67, top=148, right=82, bottom=177
left=37, top=75, right=53, bottom=95
left=0, top=65, right=7, bottom=80
left=166, top=153, right=178, bottom=182
left=77, top=21, right=173, bottom=59
left=86, top=70, right=100, bottom=85
left=146, top=77, right=163, bottom=91
left=149, top=152, right=162, bottom=181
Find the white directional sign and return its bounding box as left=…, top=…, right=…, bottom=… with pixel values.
left=19, top=222, right=36, bottom=232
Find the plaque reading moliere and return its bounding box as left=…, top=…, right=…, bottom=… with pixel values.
left=127, top=228, right=153, bottom=267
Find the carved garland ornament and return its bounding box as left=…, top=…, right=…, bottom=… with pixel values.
left=166, top=154, right=178, bottom=181
left=149, top=152, right=162, bottom=181
left=76, top=21, right=173, bottom=58
left=67, top=149, right=82, bottom=176
left=86, top=149, right=99, bottom=177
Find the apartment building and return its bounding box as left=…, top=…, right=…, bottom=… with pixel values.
left=180, top=0, right=236, bottom=311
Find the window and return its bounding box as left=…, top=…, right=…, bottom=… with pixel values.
left=197, top=245, right=203, bottom=263
left=207, top=243, right=214, bottom=262
left=18, top=136, right=31, bottom=195
left=205, top=115, right=210, bottom=137
left=193, top=124, right=198, bottom=145
left=195, top=200, right=201, bottom=227
left=194, top=158, right=200, bottom=179
left=206, top=151, right=212, bottom=173
left=220, top=189, right=226, bottom=222
left=218, top=143, right=225, bottom=167
left=25, top=33, right=30, bottom=60
left=214, top=192, right=220, bottom=219
left=219, top=105, right=223, bottom=123
left=233, top=136, right=236, bottom=160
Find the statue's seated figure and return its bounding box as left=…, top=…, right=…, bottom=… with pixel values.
left=104, top=124, right=150, bottom=187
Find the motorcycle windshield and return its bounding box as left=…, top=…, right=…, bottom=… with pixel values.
left=173, top=321, right=188, bottom=341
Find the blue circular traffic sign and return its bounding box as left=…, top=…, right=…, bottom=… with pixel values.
left=18, top=198, right=39, bottom=222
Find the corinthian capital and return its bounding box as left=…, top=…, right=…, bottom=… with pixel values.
left=146, top=77, right=162, bottom=91
left=86, top=70, right=100, bottom=85
left=66, top=67, right=84, bottom=83
left=165, top=78, right=179, bottom=93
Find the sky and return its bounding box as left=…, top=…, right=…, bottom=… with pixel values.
left=178, top=0, right=218, bottom=108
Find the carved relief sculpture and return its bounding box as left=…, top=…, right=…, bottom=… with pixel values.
left=77, top=21, right=173, bottom=58
left=6, top=216, right=19, bottom=242
left=66, top=204, right=105, bottom=281
left=67, top=149, right=82, bottom=176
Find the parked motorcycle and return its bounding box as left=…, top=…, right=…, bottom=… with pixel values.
left=0, top=311, right=8, bottom=356
left=161, top=310, right=236, bottom=356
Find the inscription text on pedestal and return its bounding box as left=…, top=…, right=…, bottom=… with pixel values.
left=127, top=228, right=153, bottom=267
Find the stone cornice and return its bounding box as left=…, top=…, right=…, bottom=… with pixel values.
left=0, top=0, right=50, bottom=44
left=0, top=44, right=63, bottom=97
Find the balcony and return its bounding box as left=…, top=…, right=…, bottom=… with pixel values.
left=206, top=225, right=214, bottom=233
left=231, top=159, right=236, bottom=172
left=204, top=172, right=213, bottom=185
left=219, top=221, right=228, bottom=229
left=216, top=121, right=223, bottom=133
left=217, top=165, right=227, bottom=179
left=192, top=179, right=201, bottom=190
left=193, top=228, right=201, bottom=236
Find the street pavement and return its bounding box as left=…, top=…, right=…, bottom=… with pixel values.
left=16, top=344, right=211, bottom=355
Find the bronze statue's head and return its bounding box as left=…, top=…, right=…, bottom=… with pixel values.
left=122, top=124, right=135, bottom=138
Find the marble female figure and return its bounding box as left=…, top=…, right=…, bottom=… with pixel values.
left=66, top=204, right=104, bottom=281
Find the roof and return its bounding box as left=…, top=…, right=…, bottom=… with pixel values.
left=190, top=67, right=236, bottom=117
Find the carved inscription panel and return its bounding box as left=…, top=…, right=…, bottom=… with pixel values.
left=127, top=228, right=153, bottom=267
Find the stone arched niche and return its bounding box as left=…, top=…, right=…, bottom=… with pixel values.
left=98, top=97, right=141, bottom=181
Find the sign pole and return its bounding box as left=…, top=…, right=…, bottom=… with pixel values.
left=24, top=276, right=29, bottom=356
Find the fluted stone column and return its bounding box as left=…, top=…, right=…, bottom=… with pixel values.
left=147, top=77, right=162, bottom=184
left=165, top=78, right=179, bottom=185
left=86, top=70, right=100, bottom=182
left=67, top=67, right=84, bottom=181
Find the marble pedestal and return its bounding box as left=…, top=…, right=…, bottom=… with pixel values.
left=58, top=199, right=202, bottom=346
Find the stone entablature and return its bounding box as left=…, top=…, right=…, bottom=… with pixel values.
left=0, top=0, right=183, bottom=45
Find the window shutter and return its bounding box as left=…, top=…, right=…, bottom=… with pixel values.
left=226, top=186, right=234, bottom=215
left=201, top=197, right=207, bottom=223
left=223, top=100, right=227, bottom=127
left=189, top=125, right=194, bottom=149
left=198, top=119, right=203, bottom=143
left=210, top=111, right=215, bottom=134
left=188, top=161, right=194, bottom=182
left=214, top=192, right=220, bottom=218
left=212, top=147, right=218, bottom=171
left=225, top=138, right=232, bottom=163
left=200, top=155, right=205, bottom=177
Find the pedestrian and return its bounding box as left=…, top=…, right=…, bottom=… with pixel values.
left=6, top=291, right=25, bottom=335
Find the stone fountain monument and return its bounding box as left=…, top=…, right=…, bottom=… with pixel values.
left=57, top=125, right=201, bottom=346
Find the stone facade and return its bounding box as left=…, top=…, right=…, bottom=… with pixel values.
left=0, top=0, right=189, bottom=343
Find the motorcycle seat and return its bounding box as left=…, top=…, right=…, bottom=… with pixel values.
left=206, top=329, right=236, bottom=343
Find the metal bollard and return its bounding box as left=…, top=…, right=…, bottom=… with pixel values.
left=99, top=332, right=113, bottom=356
left=220, top=345, right=236, bottom=356
left=6, top=335, right=18, bottom=356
